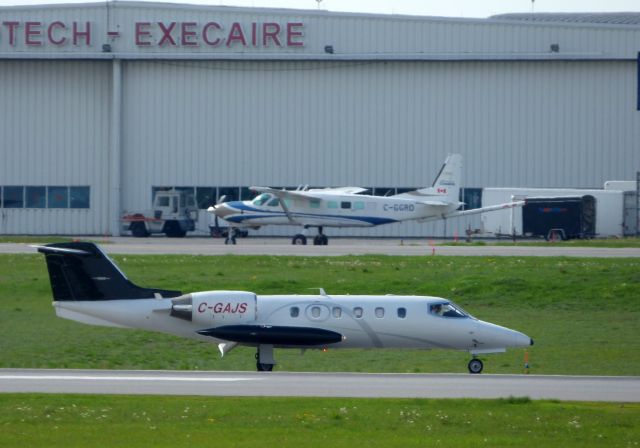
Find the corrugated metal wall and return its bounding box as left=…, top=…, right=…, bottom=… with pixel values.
left=120, top=59, right=640, bottom=237
left=1, top=3, right=640, bottom=237
left=0, top=60, right=111, bottom=234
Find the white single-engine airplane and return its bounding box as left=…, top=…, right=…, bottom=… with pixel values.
left=208, top=154, right=524, bottom=245
left=36, top=242, right=533, bottom=373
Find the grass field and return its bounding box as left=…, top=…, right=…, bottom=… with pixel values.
left=1, top=394, right=638, bottom=448
left=1, top=253, right=638, bottom=375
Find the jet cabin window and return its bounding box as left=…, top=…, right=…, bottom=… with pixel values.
left=429, top=302, right=468, bottom=318
left=290, top=307, right=299, bottom=318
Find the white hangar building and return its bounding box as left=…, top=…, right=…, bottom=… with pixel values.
left=1, top=2, right=639, bottom=238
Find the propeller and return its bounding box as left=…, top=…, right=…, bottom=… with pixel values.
left=206, top=195, right=228, bottom=213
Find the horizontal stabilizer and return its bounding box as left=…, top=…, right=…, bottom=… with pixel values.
left=197, top=325, right=343, bottom=346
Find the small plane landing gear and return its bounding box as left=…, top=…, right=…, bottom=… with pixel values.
left=225, top=228, right=237, bottom=245
left=313, top=226, right=329, bottom=245
left=256, top=345, right=276, bottom=372
left=292, top=234, right=307, bottom=245
left=468, top=357, right=484, bottom=374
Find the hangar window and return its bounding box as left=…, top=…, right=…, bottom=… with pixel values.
left=341, top=201, right=351, bottom=209
left=332, top=307, right=342, bottom=318
left=218, top=187, right=239, bottom=202
left=290, top=307, right=299, bottom=318
left=70, top=187, right=90, bottom=209
left=196, top=187, right=216, bottom=209
left=397, top=307, right=407, bottom=319
left=396, top=188, right=418, bottom=195
left=48, top=186, right=68, bottom=209
left=375, top=307, right=385, bottom=318
left=3, top=186, right=24, bottom=208
left=26, top=187, right=46, bottom=208
left=353, top=307, right=363, bottom=318
left=373, top=187, right=395, bottom=197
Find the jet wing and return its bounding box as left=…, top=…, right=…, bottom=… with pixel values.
left=418, top=200, right=525, bottom=223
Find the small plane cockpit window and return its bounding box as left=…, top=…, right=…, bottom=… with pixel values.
left=397, top=307, right=407, bottom=318
left=267, top=198, right=280, bottom=207
left=341, top=201, right=351, bottom=209
left=290, top=306, right=299, bottom=318
left=429, top=302, right=468, bottom=318
left=252, top=194, right=272, bottom=206
left=353, top=307, right=363, bottom=318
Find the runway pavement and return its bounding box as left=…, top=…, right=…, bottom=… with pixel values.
left=2, top=237, right=640, bottom=257
left=1, top=369, right=639, bottom=402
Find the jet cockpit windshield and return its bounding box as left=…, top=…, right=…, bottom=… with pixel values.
left=429, top=301, right=474, bottom=319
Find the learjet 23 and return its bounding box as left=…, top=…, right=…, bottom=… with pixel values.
left=36, top=242, right=533, bottom=373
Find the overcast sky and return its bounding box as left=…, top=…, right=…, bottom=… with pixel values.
left=0, top=0, right=639, bottom=18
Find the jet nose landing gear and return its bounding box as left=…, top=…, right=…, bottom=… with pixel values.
left=467, top=357, right=484, bottom=374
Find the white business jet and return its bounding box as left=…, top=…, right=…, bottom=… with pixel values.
left=36, top=242, right=533, bottom=373
left=208, top=154, right=523, bottom=245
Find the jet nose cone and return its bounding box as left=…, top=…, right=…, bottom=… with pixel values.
left=513, top=331, right=532, bottom=348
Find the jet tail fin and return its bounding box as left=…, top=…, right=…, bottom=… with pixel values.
left=35, top=242, right=181, bottom=301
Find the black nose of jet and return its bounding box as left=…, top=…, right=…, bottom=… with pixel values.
left=530, top=338, right=534, bottom=346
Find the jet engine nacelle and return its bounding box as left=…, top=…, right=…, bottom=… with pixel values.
left=170, top=291, right=257, bottom=325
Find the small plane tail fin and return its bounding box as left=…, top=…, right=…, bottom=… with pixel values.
left=35, top=242, right=181, bottom=301
left=393, top=154, right=462, bottom=205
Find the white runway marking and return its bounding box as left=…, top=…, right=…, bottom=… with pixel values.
left=0, top=375, right=262, bottom=382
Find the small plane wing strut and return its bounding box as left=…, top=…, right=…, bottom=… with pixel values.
left=418, top=200, right=526, bottom=223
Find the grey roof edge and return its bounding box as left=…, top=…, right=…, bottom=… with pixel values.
left=0, top=51, right=628, bottom=62
left=1, top=1, right=640, bottom=31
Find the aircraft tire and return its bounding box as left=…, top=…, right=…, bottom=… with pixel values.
left=131, top=222, right=150, bottom=238
left=225, top=237, right=236, bottom=245
left=256, top=362, right=274, bottom=372
left=320, top=235, right=329, bottom=245
left=292, top=234, right=307, bottom=245
left=468, top=358, right=483, bottom=374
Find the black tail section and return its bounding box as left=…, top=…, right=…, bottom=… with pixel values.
left=37, top=242, right=182, bottom=301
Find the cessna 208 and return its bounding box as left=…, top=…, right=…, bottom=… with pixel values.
left=36, top=242, right=533, bottom=373
left=209, top=154, right=524, bottom=245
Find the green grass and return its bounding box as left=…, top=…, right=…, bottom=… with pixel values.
left=0, top=394, right=638, bottom=447
left=440, top=237, right=640, bottom=248
left=0, top=254, right=639, bottom=375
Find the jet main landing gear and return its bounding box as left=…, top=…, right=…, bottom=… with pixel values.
left=256, top=345, right=275, bottom=372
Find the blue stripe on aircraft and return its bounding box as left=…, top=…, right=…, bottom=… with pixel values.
left=225, top=202, right=398, bottom=226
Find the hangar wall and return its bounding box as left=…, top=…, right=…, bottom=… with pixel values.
left=1, top=2, right=639, bottom=237
left=0, top=60, right=111, bottom=235
left=119, top=58, right=640, bottom=237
